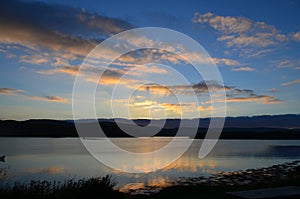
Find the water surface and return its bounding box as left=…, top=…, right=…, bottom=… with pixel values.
left=0, top=138, right=299, bottom=190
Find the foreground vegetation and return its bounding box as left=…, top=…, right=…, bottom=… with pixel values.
left=0, top=161, right=299, bottom=199
left=0, top=175, right=124, bottom=199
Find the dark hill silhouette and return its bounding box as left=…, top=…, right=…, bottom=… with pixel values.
left=0, top=114, right=300, bottom=139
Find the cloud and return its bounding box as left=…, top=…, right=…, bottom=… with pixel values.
left=31, top=95, right=68, bottom=103
left=37, top=65, right=127, bottom=85
left=224, top=95, right=281, bottom=104
left=37, top=66, right=80, bottom=76
left=77, top=11, right=133, bottom=35
left=0, top=5, right=241, bottom=82
left=192, top=12, right=287, bottom=55
left=232, top=67, right=255, bottom=72
left=20, top=54, right=52, bottom=65
left=0, top=0, right=132, bottom=38
left=0, top=88, right=24, bottom=95
left=115, top=48, right=184, bottom=66
left=139, top=81, right=233, bottom=96
left=282, top=79, right=300, bottom=87
left=139, top=81, right=281, bottom=105
left=212, top=58, right=241, bottom=66
left=0, top=0, right=134, bottom=67
left=268, top=88, right=279, bottom=93
left=0, top=19, right=96, bottom=57
left=129, top=99, right=211, bottom=115
left=0, top=87, right=69, bottom=104
left=246, top=49, right=274, bottom=58
left=36, top=65, right=143, bottom=86
left=36, top=57, right=169, bottom=86
left=277, top=60, right=300, bottom=70
left=120, top=64, right=169, bottom=76
left=293, top=31, right=300, bottom=41
left=160, top=103, right=197, bottom=114
left=133, top=100, right=157, bottom=107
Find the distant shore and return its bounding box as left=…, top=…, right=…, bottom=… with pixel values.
left=1, top=115, right=300, bottom=139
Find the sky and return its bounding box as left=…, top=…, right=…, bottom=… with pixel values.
left=0, top=0, right=300, bottom=120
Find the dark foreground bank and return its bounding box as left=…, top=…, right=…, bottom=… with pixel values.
left=0, top=161, right=299, bottom=199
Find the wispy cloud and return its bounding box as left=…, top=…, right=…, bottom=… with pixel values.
left=139, top=81, right=281, bottom=105
left=277, top=60, right=300, bottom=70
left=268, top=88, right=279, bottom=93
left=0, top=0, right=132, bottom=40
left=0, top=88, right=24, bottom=95
left=232, top=67, right=255, bottom=72
left=293, top=31, right=300, bottom=42
left=192, top=12, right=288, bottom=56
left=0, top=0, right=134, bottom=70
left=0, top=87, right=68, bottom=104
left=140, top=81, right=239, bottom=96
left=156, top=102, right=213, bottom=114
left=37, top=66, right=80, bottom=76
left=224, top=95, right=281, bottom=104
left=36, top=62, right=168, bottom=86
left=0, top=87, right=69, bottom=104
left=20, top=54, right=52, bottom=65
left=212, top=58, right=241, bottom=66
left=282, top=79, right=300, bottom=87
left=31, top=96, right=68, bottom=103
left=37, top=65, right=132, bottom=85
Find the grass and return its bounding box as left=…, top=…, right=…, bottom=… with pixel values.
left=0, top=175, right=125, bottom=199
left=1, top=176, right=299, bottom=199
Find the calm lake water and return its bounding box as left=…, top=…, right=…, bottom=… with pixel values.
left=0, top=138, right=300, bottom=191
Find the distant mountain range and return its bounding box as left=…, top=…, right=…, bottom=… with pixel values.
left=0, top=114, right=300, bottom=139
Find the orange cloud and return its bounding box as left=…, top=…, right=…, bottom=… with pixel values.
left=26, top=166, right=64, bottom=174
left=0, top=21, right=96, bottom=57
left=160, top=103, right=196, bottom=114
left=37, top=66, right=79, bottom=76
left=198, top=105, right=214, bottom=111
left=138, top=84, right=173, bottom=96
left=20, top=54, right=51, bottom=65
left=31, top=95, right=68, bottom=103
left=223, top=95, right=281, bottom=104
left=86, top=75, right=138, bottom=86
left=0, top=88, right=24, bottom=95
left=138, top=81, right=229, bottom=96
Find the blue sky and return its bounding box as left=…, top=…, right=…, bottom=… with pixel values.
left=0, top=0, right=300, bottom=120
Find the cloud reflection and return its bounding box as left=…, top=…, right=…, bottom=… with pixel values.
left=26, top=166, right=64, bottom=175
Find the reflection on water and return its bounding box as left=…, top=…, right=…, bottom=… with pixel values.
left=119, top=176, right=172, bottom=193
left=0, top=138, right=299, bottom=191
left=84, top=137, right=193, bottom=172
left=266, top=145, right=300, bottom=158
left=26, top=166, right=65, bottom=175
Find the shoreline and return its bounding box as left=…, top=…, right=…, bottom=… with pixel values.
left=123, top=160, right=300, bottom=195
left=0, top=160, right=299, bottom=198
